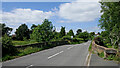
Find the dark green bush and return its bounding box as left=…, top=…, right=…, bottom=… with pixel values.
left=98, top=52, right=104, bottom=58
left=62, top=35, right=72, bottom=41
left=2, top=34, right=18, bottom=57
left=94, top=36, right=104, bottom=47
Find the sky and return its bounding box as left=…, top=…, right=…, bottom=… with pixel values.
left=1, top=0, right=104, bottom=34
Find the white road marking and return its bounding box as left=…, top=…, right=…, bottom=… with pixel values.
left=48, top=51, right=64, bottom=59
left=84, top=44, right=91, bottom=66
left=88, top=53, right=92, bottom=66
left=67, top=46, right=73, bottom=50
left=26, top=64, right=33, bottom=68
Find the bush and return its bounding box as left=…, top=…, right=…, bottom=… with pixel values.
left=89, top=42, right=92, bottom=51
left=2, top=34, right=18, bottom=57
left=94, top=36, right=104, bottom=46
left=2, top=55, right=14, bottom=61
left=62, top=35, right=72, bottom=41
left=18, top=47, right=42, bottom=56
left=98, top=52, right=104, bottom=58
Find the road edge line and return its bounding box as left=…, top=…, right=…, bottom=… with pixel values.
left=86, top=52, right=92, bottom=66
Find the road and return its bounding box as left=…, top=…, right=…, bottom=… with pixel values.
left=90, top=54, right=118, bottom=66
left=2, top=41, right=91, bottom=67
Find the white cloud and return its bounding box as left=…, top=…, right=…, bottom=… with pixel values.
left=2, top=8, right=54, bottom=34
left=58, top=0, right=101, bottom=22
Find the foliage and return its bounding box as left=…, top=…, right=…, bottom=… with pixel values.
left=62, top=35, right=72, bottom=41
left=94, top=36, right=104, bottom=47
left=31, top=19, right=53, bottom=42
left=18, top=47, right=42, bottom=56
left=89, top=41, right=92, bottom=51
left=52, top=32, right=60, bottom=40
left=76, top=31, right=89, bottom=42
left=67, top=29, right=74, bottom=37
left=99, top=2, right=120, bottom=48
left=98, top=52, right=104, bottom=58
left=2, top=34, right=17, bottom=57
left=76, top=29, right=82, bottom=35
left=89, top=32, right=95, bottom=40
left=15, top=24, right=30, bottom=40
left=101, top=31, right=109, bottom=38
left=0, top=23, right=12, bottom=36
left=12, top=40, right=37, bottom=46
left=31, top=24, right=37, bottom=30
left=59, top=26, right=66, bottom=38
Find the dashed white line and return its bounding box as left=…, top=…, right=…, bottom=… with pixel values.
left=48, top=51, right=64, bottom=59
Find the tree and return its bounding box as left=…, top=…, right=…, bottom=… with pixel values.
left=67, top=29, right=74, bottom=37
left=15, top=24, right=30, bottom=40
left=101, top=31, right=109, bottom=38
left=0, top=23, right=12, bottom=36
left=90, top=32, right=95, bottom=36
left=89, top=32, right=95, bottom=40
left=59, top=26, right=66, bottom=38
left=99, top=2, right=120, bottom=48
left=31, top=19, right=53, bottom=42
left=77, top=31, right=89, bottom=42
left=31, top=24, right=37, bottom=30
left=76, top=29, right=82, bottom=35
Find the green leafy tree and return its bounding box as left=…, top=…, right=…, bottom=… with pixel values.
left=89, top=32, right=95, bottom=40
left=31, top=24, right=37, bottom=30
left=90, top=32, right=95, bottom=36
left=76, top=29, right=82, bottom=35
left=67, top=29, right=74, bottom=37
left=31, top=19, right=53, bottom=42
left=0, top=23, right=12, bottom=36
left=99, top=2, right=120, bottom=48
left=77, top=31, right=89, bottom=42
left=15, top=24, right=30, bottom=40
left=59, top=26, right=66, bottom=38
left=101, top=31, right=109, bottom=38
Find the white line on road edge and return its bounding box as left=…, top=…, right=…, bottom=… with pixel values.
left=48, top=51, right=64, bottom=59
left=85, top=52, right=92, bottom=66
left=85, top=52, right=89, bottom=66
left=88, top=53, right=92, bottom=66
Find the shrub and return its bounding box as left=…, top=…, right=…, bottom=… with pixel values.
left=2, top=55, right=14, bottom=61
left=98, top=52, right=104, bottom=58
left=89, top=42, right=92, bottom=51
left=94, top=36, right=104, bottom=46
left=62, top=35, right=72, bottom=41
left=2, top=34, right=18, bottom=57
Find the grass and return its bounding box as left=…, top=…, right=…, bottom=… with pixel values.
left=105, top=54, right=120, bottom=62
left=18, top=47, right=42, bottom=56
left=2, top=46, right=43, bottom=61
left=98, top=52, right=104, bottom=58
left=12, top=40, right=38, bottom=46
left=88, top=42, right=92, bottom=51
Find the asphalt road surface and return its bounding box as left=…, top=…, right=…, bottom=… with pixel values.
left=3, top=41, right=91, bottom=66
left=90, top=54, right=118, bottom=66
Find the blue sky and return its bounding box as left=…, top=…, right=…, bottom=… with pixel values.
left=2, top=1, right=103, bottom=34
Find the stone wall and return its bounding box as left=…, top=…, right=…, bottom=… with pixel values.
left=92, top=41, right=119, bottom=58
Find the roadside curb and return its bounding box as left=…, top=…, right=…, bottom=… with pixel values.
left=86, top=52, right=92, bottom=66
